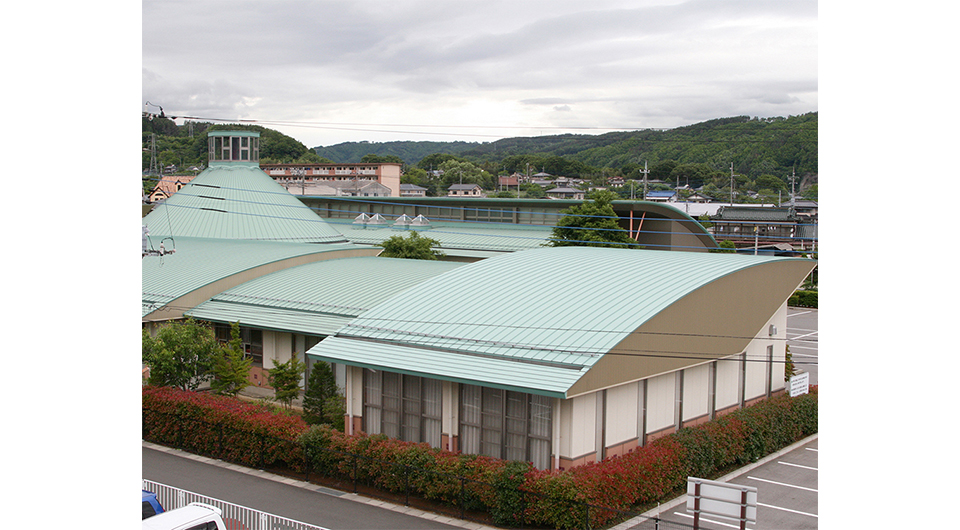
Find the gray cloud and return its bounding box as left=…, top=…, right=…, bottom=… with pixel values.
left=142, top=0, right=817, bottom=145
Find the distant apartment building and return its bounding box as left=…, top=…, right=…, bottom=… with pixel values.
left=261, top=162, right=402, bottom=197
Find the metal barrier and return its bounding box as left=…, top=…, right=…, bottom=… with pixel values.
left=142, top=479, right=330, bottom=530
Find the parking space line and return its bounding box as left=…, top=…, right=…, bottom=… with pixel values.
left=779, top=461, right=818, bottom=471
left=746, top=476, right=818, bottom=493
left=757, top=502, right=818, bottom=518
left=806, top=448, right=818, bottom=452
left=673, top=511, right=757, bottom=529
left=789, top=331, right=818, bottom=340
left=788, top=310, right=814, bottom=317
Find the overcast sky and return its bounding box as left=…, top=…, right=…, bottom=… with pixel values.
left=142, top=0, right=817, bottom=147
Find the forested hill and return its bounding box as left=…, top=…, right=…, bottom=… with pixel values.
left=313, top=113, right=817, bottom=179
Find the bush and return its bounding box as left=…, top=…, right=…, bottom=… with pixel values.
left=789, top=289, right=818, bottom=308
left=144, top=385, right=817, bottom=529
left=142, top=385, right=308, bottom=470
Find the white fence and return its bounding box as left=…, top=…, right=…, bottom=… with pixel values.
left=143, top=479, right=330, bottom=530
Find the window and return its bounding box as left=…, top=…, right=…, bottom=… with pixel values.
left=364, top=371, right=441, bottom=447
left=460, top=384, right=552, bottom=469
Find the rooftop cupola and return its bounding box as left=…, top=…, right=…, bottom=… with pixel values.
left=207, top=130, right=260, bottom=167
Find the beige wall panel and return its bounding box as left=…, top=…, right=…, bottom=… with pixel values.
left=645, top=373, right=676, bottom=433
left=605, top=382, right=639, bottom=446
left=567, top=260, right=815, bottom=397
left=442, top=381, right=458, bottom=437
left=682, top=364, right=710, bottom=421
left=715, top=356, right=741, bottom=410
left=566, top=393, right=597, bottom=459
left=347, top=365, right=363, bottom=417
left=744, top=340, right=769, bottom=401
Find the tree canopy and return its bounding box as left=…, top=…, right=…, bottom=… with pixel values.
left=142, top=318, right=222, bottom=391
left=547, top=190, right=636, bottom=248
left=377, top=230, right=444, bottom=260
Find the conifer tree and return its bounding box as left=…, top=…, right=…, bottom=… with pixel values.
left=303, top=361, right=343, bottom=428
left=211, top=322, right=251, bottom=396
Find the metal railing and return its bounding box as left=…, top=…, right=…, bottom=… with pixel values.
left=143, top=479, right=330, bottom=530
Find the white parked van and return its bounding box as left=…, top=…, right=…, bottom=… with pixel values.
left=141, top=502, right=226, bottom=530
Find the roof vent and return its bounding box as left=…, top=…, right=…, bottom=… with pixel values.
left=410, top=214, right=431, bottom=228
left=393, top=214, right=412, bottom=229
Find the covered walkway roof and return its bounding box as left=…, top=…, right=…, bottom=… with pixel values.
left=185, top=257, right=464, bottom=335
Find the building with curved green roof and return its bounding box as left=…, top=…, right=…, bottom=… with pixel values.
left=307, top=246, right=816, bottom=469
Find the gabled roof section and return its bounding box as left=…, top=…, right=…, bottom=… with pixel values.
left=142, top=165, right=347, bottom=243
left=185, top=257, right=465, bottom=335
left=142, top=236, right=376, bottom=320
left=308, top=246, right=816, bottom=396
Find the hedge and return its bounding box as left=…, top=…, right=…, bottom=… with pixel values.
left=789, top=289, right=818, bottom=308
left=143, top=386, right=817, bottom=529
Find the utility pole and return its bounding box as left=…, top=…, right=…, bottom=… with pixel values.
left=640, top=160, right=649, bottom=200
left=729, top=163, right=737, bottom=205
left=788, top=167, right=798, bottom=200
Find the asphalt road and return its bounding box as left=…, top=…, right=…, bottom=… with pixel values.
left=786, top=307, right=818, bottom=386
left=142, top=445, right=466, bottom=530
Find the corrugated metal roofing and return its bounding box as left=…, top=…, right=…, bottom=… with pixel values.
left=184, top=257, right=465, bottom=335
left=142, top=165, right=347, bottom=243
left=308, top=246, right=814, bottom=396
left=142, top=236, right=361, bottom=317
left=326, top=220, right=555, bottom=253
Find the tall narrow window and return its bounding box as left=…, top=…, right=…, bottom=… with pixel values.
left=459, top=384, right=552, bottom=469
left=363, top=371, right=441, bottom=447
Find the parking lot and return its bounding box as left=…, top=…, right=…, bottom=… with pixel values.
left=649, top=436, right=818, bottom=529
left=787, top=307, right=818, bottom=386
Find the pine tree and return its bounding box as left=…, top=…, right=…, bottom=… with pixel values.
left=303, top=361, right=343, bottom=428
left=269, top=351, right=305, bottom=408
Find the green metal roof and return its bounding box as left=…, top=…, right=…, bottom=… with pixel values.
left=307, top=246, right=814, bottom=397
left=184, top=257, right=465, bottom=335
left=327, top=220, right=555, bottom=254
left=142, top=236, right=363, bottom=318
left=142, top=165, right=347, bottom=243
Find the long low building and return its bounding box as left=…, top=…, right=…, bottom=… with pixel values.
left=143, top=130, right=817, bottom=471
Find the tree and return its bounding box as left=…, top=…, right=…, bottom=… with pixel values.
left=303, top=361, right=344, bottom=429
left=142, top=318, right=221, bottom=390
left=210, top=322, right=251, bottom=396
left=269, top=352, right=306, bottom=408
left=377, top=231, right=444, bottom=260
left=547, top=190, right=636, bottom=248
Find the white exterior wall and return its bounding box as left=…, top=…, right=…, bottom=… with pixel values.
left=559, top=392, right=597, bottom=460
left=442, top=381, right=458, bottom=442
left=605, top=382, right=639, bottom=447
left=645, top=372, right=677, bottom=434
left=743, top=301, right=789, bottom=401
left=262, top=330, right=294, bottom=366
left=715, top=356, right=741, bottom=411
left=682, top=364, right=711, bottom=422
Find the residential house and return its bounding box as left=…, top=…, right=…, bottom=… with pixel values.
left=400, top=183, right=428, bottom=197
left=447, top=184, right=485, bottom=197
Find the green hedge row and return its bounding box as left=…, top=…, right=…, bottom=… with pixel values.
left=789, top=289, right=818, bottom=308
left=143, top=386, right=817, bottom=529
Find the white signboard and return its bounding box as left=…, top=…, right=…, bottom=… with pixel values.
left=686, top=477, right=757, bottom=524
left=789, top=372, right=810, bottom=397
